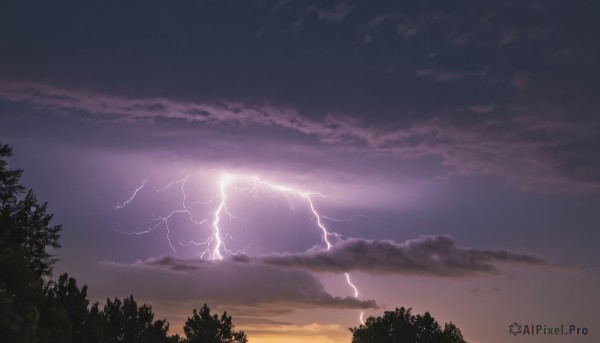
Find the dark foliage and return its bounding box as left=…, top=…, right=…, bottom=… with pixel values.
left=183, top=304, right=247, bottom=343
left=0, top=143, right=62, bottom=341
left=102, top=295, right=175, bottom=343
left=350, top=307, right=467, bottom=343
left=0, top=144, right=61, bottom=277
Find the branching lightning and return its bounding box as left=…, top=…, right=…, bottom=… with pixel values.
left=114, top=179, right=147, bottom=209
left=114, top=172, right=368, bottom=324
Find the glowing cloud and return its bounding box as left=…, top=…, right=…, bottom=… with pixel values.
left=114, top=172, right=370, bottom=323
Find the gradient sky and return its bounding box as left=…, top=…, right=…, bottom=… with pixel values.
left=1, top=1, right=599, bottom=342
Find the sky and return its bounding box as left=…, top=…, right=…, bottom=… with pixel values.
left=1, top=1, right=599, bottom=342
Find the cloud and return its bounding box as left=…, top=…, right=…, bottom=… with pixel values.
left=396, top=24, right=418, bottom=38
left=450, top=11, right=497, bottom=45
left=366, top=13, right=418, bottom=39
left=511, top=76, right=529, bottom=88
left=312, top=3, right=356, bottom=25
left=2, top=1, right=599, bottom=197
left=458, top=104, right=498, bottom=113
left=416, top=69, right=487, bottom=81
left=95, top=256, right=377, bottom=310
left=1, top=80, right=600, bottom=194
left=238, top=235, right=548, bottom=277
left=89, top=258, right=370, bottom=341
left=367, top=13, right=401, bottom=28
left=271, top=0, right=292, bottom=12
left=468, top=104, right=497, bottom=113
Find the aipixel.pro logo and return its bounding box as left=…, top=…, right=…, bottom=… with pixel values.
left=509, top=322, right=589, bottom=336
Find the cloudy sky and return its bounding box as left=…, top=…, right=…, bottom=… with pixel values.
left=1, top=1, right=599, bottom=342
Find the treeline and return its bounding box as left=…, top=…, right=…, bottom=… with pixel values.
left=3, top=270, right=245, bottom=343
left=350, top=307, right=467, bottom=343
left=5, top=271, right=243, bottom=343
left=0, top=144, right=246, bottom=343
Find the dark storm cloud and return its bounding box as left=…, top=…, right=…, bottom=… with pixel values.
left=1, top=0, right=600, bottom=193
left=1, top=80, right=599, bottom=193
left=1, top=0, right=597, bottom=118
left=239, top=235, right=548, bottom=277
left=96, top=256, right=377, bottom=310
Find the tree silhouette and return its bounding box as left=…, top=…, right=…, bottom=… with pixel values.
left=350, top=307, right=467, bottom=343
left=0, top=144, right=61, bottom=276
left=38, top=273, right=91, bottom=342
left=102, top=295, right=176, bottom=343
left=183, top=304, right=247, bottom=343
left=0, top=143, right=62, bottom=341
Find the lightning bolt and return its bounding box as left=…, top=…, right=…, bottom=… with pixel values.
left=114, top=176, right=209, bottom=254
left=114, top=178, right=147, bottom=209
left=345, top=272, right=364, bottom=324
left=114, top=172, right=367, bottom=323
left=209, top=175, right=229, bottom=260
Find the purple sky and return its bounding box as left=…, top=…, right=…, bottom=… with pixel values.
left=1, top=1, right=599, bottom=342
